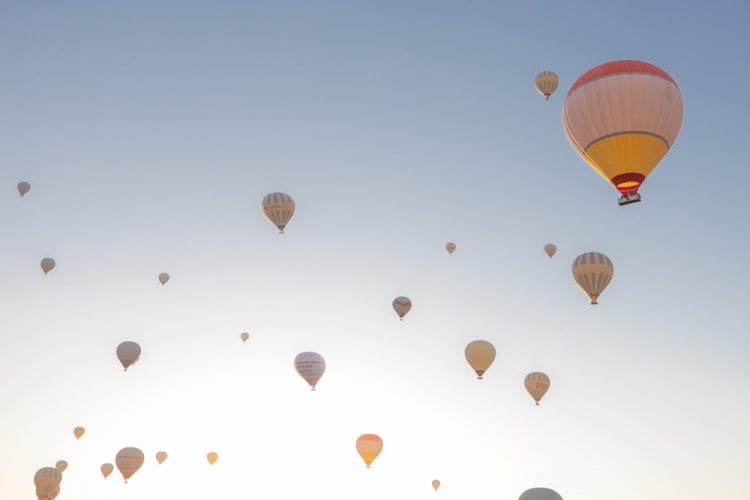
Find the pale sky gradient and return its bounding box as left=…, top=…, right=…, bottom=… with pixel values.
left=1, top=1, right=749, bottom=499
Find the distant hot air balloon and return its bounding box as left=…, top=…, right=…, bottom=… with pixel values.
left=294, top=352, right=326, bottom=391
left=158, top=273, right=170, bottom=285
left=40, top=258, right=56, bottom=275
left=100, top=463, right=114, bottom=479
left=17, top=181, right=31, bottom=197
left=524, top=372, right=550, bottom=405
left=34, top=467, right=62, bottom=500
left=54, top=460, right=68, bottom=473
left=261, top=192, right=295, bottom=234
left=519, top=487, right=563, bottom=500
left=356, top=434, right=383, bottom=468
left=156, top=451, right=168, bottom=464
left=392, top=297, right=412, bottom=320
left=73, top=427, right=85, bottom=440
left=465, top=340, right=496, bottom=380
left=207, top=452, right=218, bottom=465
left=445, top=242, right=456, bottom=255
left=116, top=447, right=144, bottom=483
left=563, top=60, right=683, bottom=205
left=572, top=252, right=614, bottom=305
left=240, top=332, right=250, bottom=343
left=544, top=243, right=557, bottom=259
left=432, top=479, right=441, bottom=491
left=116, top=341, right=141, bottom=371
left=535, top=71, right=559, bottom=100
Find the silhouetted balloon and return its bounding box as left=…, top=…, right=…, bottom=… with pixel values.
left=544, top=244, right=557, bottom=259
left=294, top=352, right=326, bottom=391
left=73, top=427, right=85, bottom=440
left=34, top=467, right=62, bottom=500
left=356, top=434, right=383, bottom=468
left=40, top=258, right=56, bottom=275
left=524, top=372, right=550, bottom=405
left=156, top=451, right=168, bottom=464
left=116, top=447, right=144, bottom=483
left=100, top=463, right=114, bottom=479
left=261, top=192, right=295, bottom=233
left=158, top=273, right=170, bottom=285
left=17, top=181, right=31, bottom=197
left=465, top=340, right=496, bottom=380
left=241, top=332, right=250, bottom=343
left=519, top=487, right=563, bottom=500
left=392, top=297, right=412, bottom=320
left=116, top=341, right=141, bottom=371
left=445, top=242, right=456, bottom=255
left=54, top=460, right=68, bottom=473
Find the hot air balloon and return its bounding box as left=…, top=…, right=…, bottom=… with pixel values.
left=100, top=463, right=114, bottom=479
left=261, top=192, right=295, bottom=234
left=241, top=332, right=250, bottom=343
left=34, top=467, right=62, bottom=500
left=572, top=252, right=614, bottom=305
left=392, top=297, right=411, bottom=320
left=465, top=340, right=496, bottom=380
left=116, top=341, right=141, bottom=371
left=73, top=427, right=85, bottom=440
left=524, top=372, right=550, bottom=405
left=294, top=352, right=326, bottom=391
left=535, top=71, right=559, bottom=100
left=544, top=243, right=557, bottom=259
left=158, top=273, right=170, bottom=285
left=445, top=242, right=456, bottom=255
left=54, top=460, right=68, bottom=473
left=519, top=487, right=563, bottom=500
left=156, top=451, right=168, bottom=464
left=356, top=434, right=383, bottom=468
left=40, top=258, right=56, bottom=275
left=563, top=60, right=683, bottom=205
left=207, top=452, right=218, bottom=465
left=17, top=181, right=31, bottom=197
left=432, top=479, right=441, bottom=491
left=116, top=447, right=144, bottom=483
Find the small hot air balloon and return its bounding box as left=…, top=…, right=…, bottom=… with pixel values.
left=34, top=467, right=62, bottom=500
left=54, top=460, right=68, bottom=473
left=572, top=252, right=614, bottom=305
left=544, top=243, right=557, bottom=259
left=535, top=71, right=559, bottom=100
left=563, top=60, right=683, bottom=205
left=100, top=463, right=114, bottom=479
left=294, top=352, right=326, bottom=391
left=465, top=340, right=496, bottom=380
left=158, top=273, right=170, bottom=285
left=156, top=451, right=168, bottom=464
left=240, top=332, right=250, bottom=343
left=116, top=341, right=141, bottom=371
left=524, top=372, right=550, bottom=405
left=73, top=427, right=85, bottom=440
left=17, top=181, right=31, bottom=197
left=432, top=479, right=441, bottom=491
left=356, top=434, right=383, bottom=468
left=519, top=487, right=563, bottom=500
left=445, top=242, right=456, bottom=255
left=207, top=452, right=218, bottom=465
left=392, top=297, right=411, bottom=320
left=116, top=447, right=144, bottom=483
left=261, top=192, right=295, bottom=234
left=40, top=258, right=56, bottom=275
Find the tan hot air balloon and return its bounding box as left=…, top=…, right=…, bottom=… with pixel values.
left=544, top=243, right=557, bottom=259
left=392, top=296, right=412, bottom=320
left=445, top=242, right=456, bottom=255
left=34, top=467, right=62, bottom=500
left=40, top=258, right=56, bottom=275
left=116, top=341, right=141, bottom=371
left=156, top=451, right=168, bottom=464
left=519, top=487, right=563, bottom=500
left=116, top=447, right=144, bottom=483
left=432, top=479, right=441, bottom=491
left=261, top=192, right=295, bottom=234
left=73, top=427, right=85, bottom=440
left=17, top=181, right=31, bottom=197
left=294, top=352, right=326, bottom=391
left=207, top=452, right=218, bottom=465
left=158, top=273, right=170, bottom=285
left=572, top=252, right=614, bottom=305
left=356, top=434, right=383, bottom=468
left=54, top=460, right=68, bottom=473
left=100, top=463, right=114, bottom=479
left=240, top=332, right=250, bottom=343
left=465, top=340, right=496, bottom=380
left=535, top=71, right=559, bottom=100
left=524, top=372, right=550, bottom=406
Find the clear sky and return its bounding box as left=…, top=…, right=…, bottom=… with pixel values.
left=1, top=1, right=749, bottom=499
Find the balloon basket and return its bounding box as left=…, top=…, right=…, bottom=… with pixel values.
left=618, top=192, right=641, bottom=206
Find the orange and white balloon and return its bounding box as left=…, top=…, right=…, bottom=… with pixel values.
left=356, top=434, right=383, bottom=468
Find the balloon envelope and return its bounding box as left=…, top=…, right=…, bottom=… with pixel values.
left=432, top=479, right=441, bottom=491
left=392, top=297, right=412, bottom=320
left=294, top=352, right=326, bottom=390
left=535, top=70, right=559, bottom=100
left=519, top=487, right=563, bottom=500
left=40, top=258, right=56, bottom=275
left=116, top=447, right=144, bottom=483
left=465, top=340, right=496, bottom=379
left=158, top=273, right=169, bottom=285
left=261, top=192, right=295, bottom=233
left=524, top=372, right=550, bottom=405
left=73, top=427, right=85, bottom=440
left=572, top=252, right=614, bottom=304
left=34, top=467, right=62, bottom=498
left=17, top=181, right=31, bottom=197
left=100, top=463, right=114, bottom=479
left=356, top=434, right=383, bottom=467
left=544, top=243, right=557, bottom=258
left=116, top=341, right=141, bottom=371
left=445, top=242, right=456, bottom=255
left=54, top=460, right=68, bottom=473
left=207, top=452, right=218, bottom=465
left=156, top=451, right=168, bottom=464
left=240, top=332, right=250, bottom=343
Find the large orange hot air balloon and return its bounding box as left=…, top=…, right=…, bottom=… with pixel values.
left=563, top=60, right=683, bottom=205
left=356, top=434, right=383, bottom=467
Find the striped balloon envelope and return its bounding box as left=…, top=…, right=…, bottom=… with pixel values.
left=524, top=372, right=550, bottom=405
left=261, top=192, right=295, bottom=234
left=571, top=252, right=614, bottom=305
left=563, top=60, right=683, bottom=205
left=534, top=70, right=559, bottom=100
